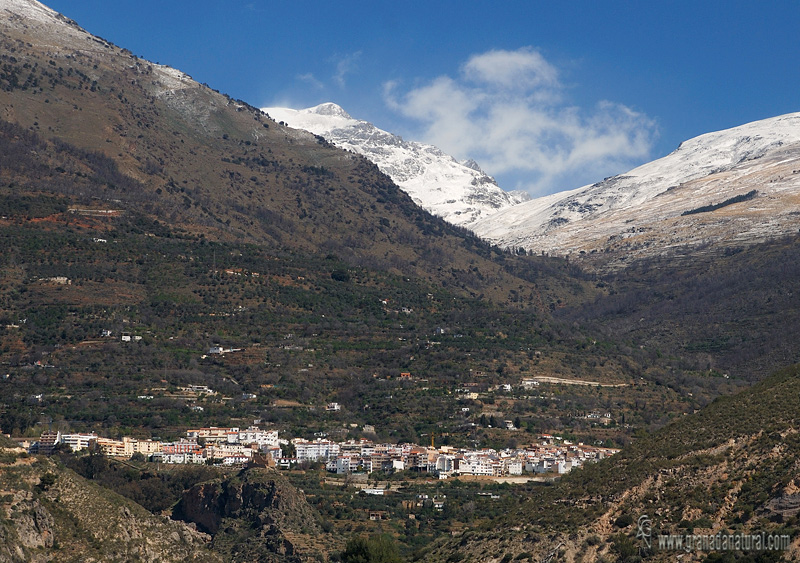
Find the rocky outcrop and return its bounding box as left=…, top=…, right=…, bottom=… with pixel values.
left=9, top=498, right=54, bottom=550
left=173, top=468, right=325, bottom=562
left=0, top=439, right=221, bottom=563
left=0, top=496, right=55, bottom=563
left=0, top=436, right=324, bottom=563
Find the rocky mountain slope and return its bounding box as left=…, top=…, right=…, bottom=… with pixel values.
left=424, top=363, right=800, bottom=562
left=173, top=468, right=330, bottom=562
left=0, top=0, right=584, bottom=308
left=472, top=113, right=800, bottom=269
left=263, top=103, right=529, bottom=227
left=0, top=436, right=222, bottom=563
left=0, top=436, right=331, bottom=562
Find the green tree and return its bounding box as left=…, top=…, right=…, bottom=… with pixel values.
left=340, top=534, right=403, bottom=563
left=37, top=472, right=57, bottom=491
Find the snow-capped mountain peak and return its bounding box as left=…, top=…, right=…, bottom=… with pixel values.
left=2, top=0, right=62, bottom=25
left=461, top=159, right=485, bottom=173
left=471, top=112, right=800, bottom=268
left=309, top=102, right=352, bottom=119
left=262, top=103, right=528, bottom=227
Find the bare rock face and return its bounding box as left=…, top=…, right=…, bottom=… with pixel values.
left=765, top=493, right=800, bottom=519
left=0, top=438, right=221, bottom=563
left=173, top=468, right=325, bottom=562
left=0, top=496, right=56, bottom=563
left=13, top=499, right=55, bottom=550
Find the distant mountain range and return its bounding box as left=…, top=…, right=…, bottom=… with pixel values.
left=263, top=103, right=529, bottom=227
left=269, top=103, right=800, bottom=270
left=471, top=112, right=800, bottom=267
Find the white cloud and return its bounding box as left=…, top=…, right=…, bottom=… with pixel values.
left=296, top=73, right=324, bottom=90
left=463, top=47, right=559, bottom=92
left=384, top=47, right=657, bottom=196
left=331, top=51, right=362, bottom=88
left=243, top=2, right=266, bottom=13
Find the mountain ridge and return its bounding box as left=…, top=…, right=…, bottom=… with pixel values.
left=471, top=112, right=800, bottom=268
left=263, top=101, right=800, bottom=272
left=0, top=0, right=587, bottom=308
left=263, top=103, right=530, bottom=228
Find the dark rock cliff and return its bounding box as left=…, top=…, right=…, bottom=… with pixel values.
left=172, top=467, right=326, bottom=562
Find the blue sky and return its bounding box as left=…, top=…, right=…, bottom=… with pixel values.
left=45, top=0, right=800, bottom=197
